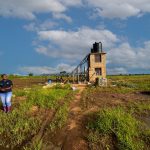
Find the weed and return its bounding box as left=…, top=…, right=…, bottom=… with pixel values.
left=54, top=103, right=69, bottom=128
left=87, top=131, right=99, bottom=143
left=14, top=89, right=29, bottom=97
left=26, top=88, right=71, bottom=109
left=0, top=86, right=73, bottom=149
left=135, top=103, right=150, bottom=113
left=0, top=109, right=40, bottom=148
left=87, top=107, right=144, bottom=150
left=141, top=129, right=150, bottom=145
left=49, top=102, right=71, bottom=130
left=23, top=139, right=43, bottom=150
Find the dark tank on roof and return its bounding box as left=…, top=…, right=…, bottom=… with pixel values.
left=91, top=42, right=103, bottom=53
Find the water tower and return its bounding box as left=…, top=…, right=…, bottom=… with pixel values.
left=88, top=42, right=106, bottom=82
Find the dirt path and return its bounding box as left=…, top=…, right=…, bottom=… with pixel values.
left=61, top=85, right=88, bottom=150
left=44, top=84, right=89, bottom=150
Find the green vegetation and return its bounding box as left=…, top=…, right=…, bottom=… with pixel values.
left=0, top=107, right=40, bottom=149
left=26, top=88, right=70, bottom=109
left=108, top=74, right=150, bottom=91
left=87, top=107, right=144, bottom=150
left=82, top=75, right=150, bottom=149
left=49, top=84, right=74, bottom=130
left=0, top=74, right=149, bottom=149
left=131, top=102, right=150, bottom=115
left=0, top=84, right=74, bottom=149
left=23, top=140, right=43, bottom=150
left=49, top=102, right=69, bottom=130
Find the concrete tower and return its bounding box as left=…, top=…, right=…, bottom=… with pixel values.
left=88, top=42, right=106, bottom=82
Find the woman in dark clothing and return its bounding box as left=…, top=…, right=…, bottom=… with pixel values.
left=0, top=74, right=13, bottom=112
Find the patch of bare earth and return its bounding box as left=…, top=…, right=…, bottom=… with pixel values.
left=82, top=91, right=150, bottom=112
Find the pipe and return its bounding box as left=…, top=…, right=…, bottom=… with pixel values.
left=99, top=42, right=102, bottom=52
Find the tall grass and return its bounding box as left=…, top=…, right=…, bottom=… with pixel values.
left=0, top=108, right=40, bottom=149
left=49, top=102, right=69, bottom=130
left=87, top=107, right=144, bottom=150
left=0, top=85, right=73, bottom=149
left=26, top=88, right=71, bottom=109
left=108, top=75, right=150, bottom=91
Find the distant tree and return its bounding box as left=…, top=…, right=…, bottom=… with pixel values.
left=60, top=71, right=67, bottom=75
left=28, top=73, right=33, bottom=76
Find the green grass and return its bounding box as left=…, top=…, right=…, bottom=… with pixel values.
left=87, top=107, right=144, bottom=150
left=132, top=103, right=150, bottom=114
left=23, top=139, right=43, bottom=150
left=96, top=86, right=135, bottom=94
left=49, top=88, right=75, bottom=130
left=26, top=88, right=71, bottom=109
left=0, top=107, right=40, bottom=149
left=82, top=75, right=150, bottom=149
left=108, top=75, right=150, bottom=91
left=0, top=84, right=74, bottom=149
left=141, top=129, right=150, bottom=145
left=14, top=88, right=30, bottom=97
left=49, top=102, right=69, bottom=130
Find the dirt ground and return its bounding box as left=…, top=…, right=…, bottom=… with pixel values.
left=12, top=78, right=46, bottom=89
left=81, top=91, right=150, bottom=111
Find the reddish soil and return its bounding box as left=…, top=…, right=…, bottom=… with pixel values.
left=81, top=91, right=150, bottom=112
left=12, top=78, right=46, bottom=89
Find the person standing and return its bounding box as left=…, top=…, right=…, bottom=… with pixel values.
left=0, top=74, right=13, bottom=113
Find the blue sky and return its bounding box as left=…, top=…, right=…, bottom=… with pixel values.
left=0, top=0, right=150, bottom=75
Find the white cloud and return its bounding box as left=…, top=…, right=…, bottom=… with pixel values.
left=108, top=41, right=150, bottom=70
left=0, top=0, right=82, bottom=20
left=36, top=27, right=119, bottom=60
left=0, top=0, right=66, bottom=19
left=108, top=43, right=136, bottom=66
left=18, top=63, right=76, bottom=75
left=52, top=13, right=72, bottom=23
left=1, top=0, right=150, bottom=20
left=57, top=63, right=76, bottom=72
left=19, top=66, right=57, bottom=74
left=107, top=67, right=128, bottom=75
left=24, top=20, right=58, bottom=32
left=59, top=0, right=82, bottom=7
left=86, top=0, right=150, bottom=19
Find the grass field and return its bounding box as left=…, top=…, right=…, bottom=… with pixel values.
left=0, top=75, right=149, bottom=150
left=0, top=83, right=75, bottom=149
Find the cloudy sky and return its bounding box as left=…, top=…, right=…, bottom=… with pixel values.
left=0, top=0, right=150, bottom=75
